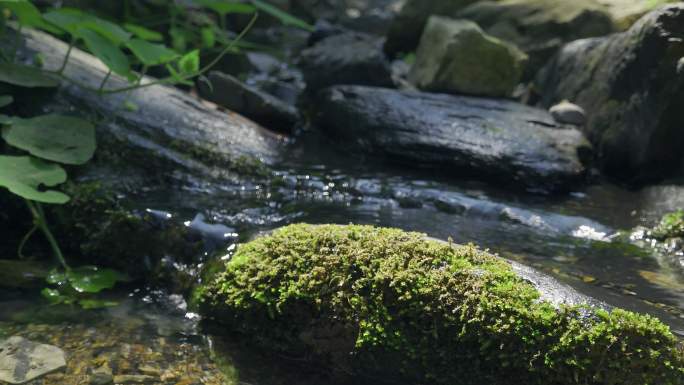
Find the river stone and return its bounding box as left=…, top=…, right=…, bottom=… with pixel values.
left=596, top=0, right=679, bottom=30
left=298, top=32, right=394, bottom=92
left=0, top=336, right=66, bottom=384
left=314, top=85, right=591, bottom=192
left=549, top=100, right=586, bottom=126
left=535, top=4, right=684, bottom=182
left=197, top=71, right=299, bottom=134
left=456, top=0, right=615, bottom=78
left=384, top=0, right=482, bottom=56
left=409, top=16, right=527, bottom=97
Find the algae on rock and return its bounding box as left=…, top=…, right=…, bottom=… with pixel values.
left=197, top=224, right=684, bottom=385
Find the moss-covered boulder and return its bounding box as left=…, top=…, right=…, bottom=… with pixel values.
left=197, top=224, right=684, bottom=385
left=535, top=4, right=684, bottom=182
left=409, top=16, right=527, bottom=97
left=456, top=0, right=615, bottom=78
left=653, top=210, right=684, bottom=241
left=384, top=0, right=483, bottom=56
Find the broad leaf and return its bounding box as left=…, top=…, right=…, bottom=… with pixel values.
left=67, top=266, right=127, bottom=293
left=201, top=27, right=215, bottom=49
left=0, top=114, right=15, bottom=125
left=178, top=49, right=200, bottom=75
left=193, top=0, right=255, bottom=15
left=251, top=0, right=313, bottom=31
left=0, top=63, right=59, bottom=88
left=46, top=269, right=67, bottom=285
left=80, top=19, right=131, bottom=45
left=77, top=28, right=130, bottom=78
left=42, top=8, right=85, bottom=36
left=2, top=114, right=96, bottom=165
left=0, top=155, right=69, bottom=204
left=0, top=0, right=60, bottom=33
left=41, top=288, right=70, bottom=305
left=126, top=38, right=178, bottom=66
left=0, top=95, right=12, bottom=108
left=123, top=23, right=163, bottom=42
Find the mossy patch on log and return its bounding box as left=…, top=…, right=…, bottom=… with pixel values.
left=196, top=224, right=684, bottom=385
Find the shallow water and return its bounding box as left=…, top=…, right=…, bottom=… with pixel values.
left=3, top=130, right=684, bottom=383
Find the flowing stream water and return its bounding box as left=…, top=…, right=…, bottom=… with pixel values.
left=2, top=128, right=684, bottom=384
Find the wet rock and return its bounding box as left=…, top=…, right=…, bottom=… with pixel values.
left=456, top=0, right=615, bottom=77
left=597, top=0, right=678, bottom=30
left=384, top=0, right=480, bottom=56
left=298, top=32, right=394, bottom=92
left=549, top=100, right=586, bottom=126
left=89, top=371, right=114, bottom=385
left=197, top=224, right=684, bottom=385
left=308, top=20, right=349, bottom=46
left=536, top=4, right=684, bottom=182
left=0, top=336, right=66, bottom=384
left=409, top=17, right=527, bottom=98
left=314, top=85, right=592, bottom=192
left=198, top=71, right=299, bottom=134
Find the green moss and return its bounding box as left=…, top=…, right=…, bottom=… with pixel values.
left=198, top=224, right=684, bottom=385
left=653, top=210, right=684, bottom=240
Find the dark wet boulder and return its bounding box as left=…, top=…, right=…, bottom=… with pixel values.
left=455, top=0, right=615, bottom=78
left=198, top=72, right=299, bottom=134
left=384, top=0, right=482, bottom=56
left=196, top=224, right=684, bottom=385
left=313, top=85, right=592, bottom=192
left=298, top=32, right=394, bottom=92
left=409, top=16, right=527, bottom=98
left=535, top=4, right=684, bottom=182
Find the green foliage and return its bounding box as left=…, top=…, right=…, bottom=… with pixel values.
left=653, top=210, right=684, bottom=240
left=0, top=94, right=12, bottom=107
left=0, top=155, right=69, bottom=204
left=2, top=114, right=96, bottom=165
left=126, top=38, right=178, bottom=66
left=0, top=62, right=59, bottom=87
left=42, top=266, right=127, bottom=308
left=198, top=224, right=684, bottom=385
left=123, top=22, right=163, bottom=42
left=78, top=28, right=130, bottom=77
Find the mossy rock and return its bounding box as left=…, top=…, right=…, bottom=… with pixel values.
left=197, top=224, right=684, bottom=385
left=653, top=210, right=684, bottom=240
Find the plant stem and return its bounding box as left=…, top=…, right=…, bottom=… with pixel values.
left=98, top=70, right=112, bottom=94
left=57, top=37, right=76, bottom=75
left=25, top=200, right=70, bottom=271
left=9, top=23, right=22, bottom=62
left=17, top=224, right=38, bottom=259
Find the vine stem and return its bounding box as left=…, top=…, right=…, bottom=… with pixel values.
left=45, top=13, right=258, bottom=95
left=17, top=224, right=38, bottom=259
left=98, top=70, right=112, bottom=94
left=25, top=200, right=70, bottom=271
left=57, top=37, right=76, bottom=75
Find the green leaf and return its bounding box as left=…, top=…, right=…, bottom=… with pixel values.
left=2, top=115, right=96, bottom=165
left=0, top=95, right=12, bottom=108
left=0, top=0, right=60, bottom=33
left=67, top=266, right=127, bottom=293
left=77, top=28, right=131, bottom=78
left=0, top=155, right=69, bottom=204
left=0, top=114, right=15, bottom=125
left=46, top=269, right=67, bottom=285
left=193, top=0, right=256, bottom=15
left=0, top=62, right=59, bottom=88
left=42, top=8, right=85, bottom=36
left=178, top=49, right=200, bottom=74
left=201, top=27, right=216, bottom=49
left=123, top=23, right=163, bottom=42
left=125, top=38, right=179, bottom=66
left=80, top=19, right=131, bottom=46
left=169, top=27, right=188, bottom=53
left=41, top=287, right=68, bottom=305
left=251, top=0, right=313, bottom=31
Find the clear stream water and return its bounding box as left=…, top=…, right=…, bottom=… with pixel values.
left=2, top=130, right=684, bottom=384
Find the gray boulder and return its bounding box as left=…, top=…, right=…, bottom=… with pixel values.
left=314, top=85, right=592, bottom=192
left=298, top=32, right=394, bottom=92
left=409, top=16, right=527, bottom=98
left=549, top=101, right=586, bottom=126
left=198, top=71, right=299, bottom=133
left=384, top=0, right=481, bottom=56
left=456, top=0, right=615, bottom=77
left=536, top=4, right=684, bottom=182
left=0, top=336, right=66, bottom=384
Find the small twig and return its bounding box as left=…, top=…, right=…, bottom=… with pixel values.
left=98, top=70, right=112, bottom=94
left=57, top=37, right=76, bottom=75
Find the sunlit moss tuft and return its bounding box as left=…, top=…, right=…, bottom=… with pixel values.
left=198, top=223, right=684, bottom=385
